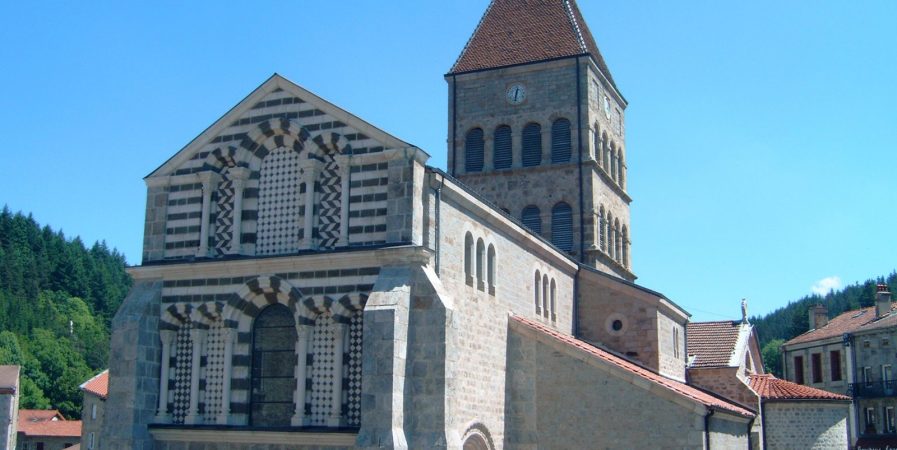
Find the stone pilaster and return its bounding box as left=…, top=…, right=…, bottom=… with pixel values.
left=196, top=171, right=221, bottom=258
left=335, top=154, right=352, bottom=247
left=184, top=328, right=206, bottom=425
left=217, top=327, right=236, bottom=425
left=299, top=159, right=321, bottom=250
left=154, top=330, right=176, bottom=423
left=291, top=325, right=311, bottom=427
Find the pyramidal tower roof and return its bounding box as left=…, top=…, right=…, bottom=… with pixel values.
left=449, top=0, right=617, bottom=89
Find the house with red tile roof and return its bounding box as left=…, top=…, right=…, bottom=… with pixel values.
left=79, top=370, right=107, bottom=450
left=687, top=305, right=850, bottom=449
left=783, top=284, right=897, bottom=448
left=1, top=365, right=19, bottom=450
left=15, top=409, right=80, bottom=450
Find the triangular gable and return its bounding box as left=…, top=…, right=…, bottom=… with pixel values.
left=148, top=73, right=424, bottom=178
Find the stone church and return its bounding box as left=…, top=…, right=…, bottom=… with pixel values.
left=103, top=1, right=760, bottom=448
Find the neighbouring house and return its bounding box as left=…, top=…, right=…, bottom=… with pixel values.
left=15, top=410, right=80, bottom=450
left=0, top=365, right=19, bottom=450
left=688, top=305, right=850, bottom=449
left=79, top=371, right=107, bottom=450
left=784, top=283, right=897, bottom=448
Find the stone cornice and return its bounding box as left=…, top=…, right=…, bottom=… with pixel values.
left=149, top=426, right=357, bottom=446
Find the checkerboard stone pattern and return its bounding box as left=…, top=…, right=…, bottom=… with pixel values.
left=202, top=321, right=225, bottom=418
left=213, top=179, right=235, bottom=255
left=171, top=321, right=193, bottom=424
left=346, top=310, right=363, bottom=426
left=256, top=146, right=305, bottom=255
left=309, top=313, right=336, bottom=426
left=316, top=156, right=342, bottom=249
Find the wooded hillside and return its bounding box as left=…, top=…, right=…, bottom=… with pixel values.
left=0, top=207, right=130, bottom=418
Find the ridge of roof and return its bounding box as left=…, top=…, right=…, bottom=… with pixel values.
left=748, top=374, right=851, bottom=401
left=17, top=410, right=81, bottom=438
left=784, top=303, right=897, bottom=346
left=449, top=0, right=618, bottom=90
left=511, top=315, right=754, bottom=417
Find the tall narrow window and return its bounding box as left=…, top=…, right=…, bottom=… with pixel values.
left=794, top=356, right=804, bottom=384
left=549, top=279, right=557, bottom=322
left=493, top=125, right=512, bottom=169
left=551, top=118, right=572, bottom=163
left=610, top=146, right=618, bottom=183
left=887, top=407, right=895, bottom=433
left=602, top=134, right=610, bottom=170
left=251, top=304, right=297, bottom=427
left=534, top=271, right=542, bottom=315
left=464, top=232, right=474, bottom=286
left=865, top=366, right=873, bottom=387
left=811, top=353, right=823, bottom=383
left=622, top=225, right=629, bottom=268
left=866, top=408, right=876, bottom=432
left=598, top=206, right=606, bottom=251
left=521, top=206, right=542, bottom=234
left=522, top=123, right=542, bottom=167
left=542, top=274, right=549, bottom=318
left=487, top=244, right=496, bottom=295
left=476, top=238, right=485, bottom=290
left=551, top=202, right=573, bottom=252
left=673, top=328, right=680, bottom=359
left=613, top=219, right=621, bottom=262
left=830, top=350, right=842, bottom=381
left=606, top=212, right=615, bottom=259
left=618, top=150, right=626, bottom=187
left=465, top=128, right=484, bottom=172
left=593, top=123, right=601, bottom=162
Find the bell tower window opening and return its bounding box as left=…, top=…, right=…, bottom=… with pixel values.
left=493, top=125, right=512, bottom=169
left=522, top=123, right=542, bottom=167
left=465, top=128, right=485, bottom=173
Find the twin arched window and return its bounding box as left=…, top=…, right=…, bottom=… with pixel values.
left=597, top=206, right=630, bottom=269
left=533, top=270, right=557, bottom=322
left=595, top=127, right=625, bottom=189
left=464, top=232, right=496, bottom=295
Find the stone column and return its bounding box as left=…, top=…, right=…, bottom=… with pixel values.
left=335, top=155, right=352, bottom=247
left=228, top=167, right=251, bottom=255
left=196, top=171, right=220, bottom=258
left=184, top=328, right=207, bottom=425
left=291, top=325, right=311, bottom=426
left=154, top=330, right=176, bottom=423
left=328, top=323, right=348, bottom=427
left=217, top=327, right=236, bottom=425
left=299, top=159, right=321, bottom=250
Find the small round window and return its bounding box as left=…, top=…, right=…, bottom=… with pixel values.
left=605, top=313, right=627, bottom=336
left=612, top=320, right=623, bottom=331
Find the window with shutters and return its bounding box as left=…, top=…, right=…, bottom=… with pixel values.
left=551, top=118, right=572, bottom=163
left=551, top=202, right=573, bottom=252
left=522, top=123, right=542, bottom=167
left=493, top=125, right=512, bottom=169
left=465, top=128, right=484, bottom=172
left=521, top=206, right=541, bottom=234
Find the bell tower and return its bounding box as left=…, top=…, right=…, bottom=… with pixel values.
left=446, top=0, right=634, bottom=281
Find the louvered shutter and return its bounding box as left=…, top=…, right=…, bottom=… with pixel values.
left=551, top=203, right=573, bottom=252
left=521, top=206, right=541, bottom=234
left=551, top=119, right=572, bottom=163
left=522, top=123, right=542, bottom=167
left=465, top=128, right=484, bottom=172
left=493, top=125, right=512, bottom=169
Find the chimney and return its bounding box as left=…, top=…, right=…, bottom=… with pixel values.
left=809, top=304, right=828, bottom=330
left=875, top=284, right=892, bottom=318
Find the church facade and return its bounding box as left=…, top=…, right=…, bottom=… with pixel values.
left=103, top=1, right=758, bottom=449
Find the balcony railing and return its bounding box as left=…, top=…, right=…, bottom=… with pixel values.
left=849, top=380, right=897, bottom=398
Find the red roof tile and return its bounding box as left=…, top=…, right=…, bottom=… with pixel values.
left=748, top=374, right=851, bottom=401
left=80, top=369, right=108, bottom=399
left=450, top=0, right=618, bottom=89
left=17, top=410, right=81, bottom=438
left=785, top=304, right=896, bottom=346
left=687, top=321, right=743, bottom=368
left=511, top=315, right=755, bottom=417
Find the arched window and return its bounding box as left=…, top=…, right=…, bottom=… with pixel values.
left=521, top=206, right=541, bottom=235
left=542, top=274, right=549, bottom=318
left=598, top=206, right=606, bottom=251
left=476, top=238, right=485, bottom=290
left=464, top=232, right=474, bottom=286
left=522, top=123, right=542, bottom=167
left=618, top=149, right=625, bottom=187
left=606, top=212, right=615, bottom=259
left=622, top=225, right=629, bottom=268
left=493, top=125, right=512, bottom=170
left=465, top=128, right=484, bottom=172
left=534, top=271, right=542, bottom=315
left=487, top=244, right=496, bottom=295
left=548, top=278, right=558, bottom=322
left=251, top=304, right=297, bottom=427
left=551, top=202, right=573, bottom=252
left=610, top=145, right=618, bottom=183
left=551, top=118, right=572, bottom=163
left=602, top=134, right=610, bottom=170
left=593, top=123, right=601, bottom=162
left=614, top=218, right=621, bottom=263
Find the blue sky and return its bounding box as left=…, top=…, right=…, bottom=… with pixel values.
left=1, top=1, right=895, bottom=322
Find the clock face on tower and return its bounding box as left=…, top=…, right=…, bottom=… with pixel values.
left=506, top=83, right=526, bottom=105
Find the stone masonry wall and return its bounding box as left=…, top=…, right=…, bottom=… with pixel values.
left=782, top=339, right=849, bottom=395
left=764, top=401, right=848, bottom=450
left=708, top=414, right=750, bottom=449
left=81, top=394, right=105, bottom=450
left=103, top=280, right=162, bottom=450
left=1, top=390, right=17, bottom=450
left=688, top=367, right=759, bottom=409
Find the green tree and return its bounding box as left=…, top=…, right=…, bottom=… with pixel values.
left=761, top=338, right=785, bottom=377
